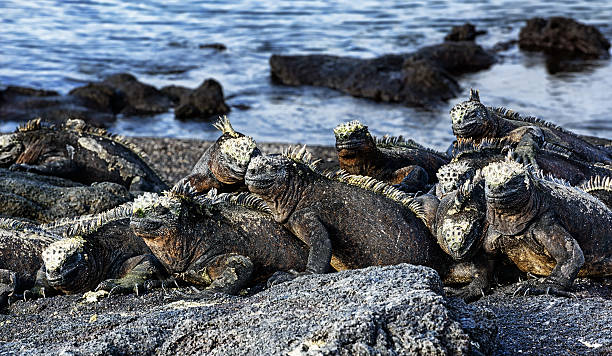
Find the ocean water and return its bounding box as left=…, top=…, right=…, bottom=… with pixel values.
left=1, top=0, right=611, bottom=149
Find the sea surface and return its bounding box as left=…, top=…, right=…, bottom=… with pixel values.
left=1, top=0, right=612, bottom=149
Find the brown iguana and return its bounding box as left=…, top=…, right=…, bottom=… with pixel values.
left=244, top=146, right=452, bottom=282
left=450, top=89, right=612, bottom=168
left=129, top=183, right=313, bottom=294
left=176, top=115, right=261, bottom=194
left=480, top=157, right=612, bottom=296
left=334, top=120, right=449, bottom=192
left=0, top=118, right=168, bottom=193
left=35, top=203, right=167, bottom=296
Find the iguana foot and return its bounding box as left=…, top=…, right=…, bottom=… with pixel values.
left=511, top=279, right=575, bottom=298
left=445, top=285, right=487, bottom=302
left=266, top=270, right=309, bottom=287
left=512, top=145, right=540, bottom=170
left=95, top=278, right=147, bottom=297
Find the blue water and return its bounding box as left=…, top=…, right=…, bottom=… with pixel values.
left=1, top=0, right=612, bottom=149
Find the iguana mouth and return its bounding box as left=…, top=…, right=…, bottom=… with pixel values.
left=130, top=217, right=163, bottom=236
left=453, top=122, right=479, bottom=136
left=244, top=176, right=275, bottom=190
left=336, top=140, right=365, bottom=150
left=46, top=259, right=83, bottom=286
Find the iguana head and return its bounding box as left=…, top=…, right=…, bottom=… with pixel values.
left=42, top=237, right=96, bottom=294
left=435, top=179, right=486, bottom=260
left=435, top=161, right=474, bottom=198
left=130, top=187, right=203, bottom=272
left=0, top=133, right=24, bottom=167
left=450, top=89, right=493, bottom=139
left=482, top=158, right=531, bottom=211
left=245, top=154, right=306, bottom=223
left=209, top=116, right=261, bottom=184
left=334, top=121, right=377, bottom=175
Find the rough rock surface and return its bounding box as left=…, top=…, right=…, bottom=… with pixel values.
left=0, top=264, right=497, bottom=355
left=174, top=79, right=230, bottom=120
left=270, top=42, right=494, bottom=107
left=0, top=168, right=131, bottom=223
left=519, top=17, right=611, bottom=59
left=445, top=23, right=487, bottom=42
left=473, top=278, right=612, bottom=355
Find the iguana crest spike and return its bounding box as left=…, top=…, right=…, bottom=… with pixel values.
left=469, top=88, right=480, bottom=102
left=213, top=115, right=239, bottom=138
left=17, top=118, right=46, bottom=132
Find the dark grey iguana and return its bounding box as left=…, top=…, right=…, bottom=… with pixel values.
left=0, top=167, right=131, bottom=223
left=0, top=118, right=168, bottom=193
left=450, top=89, right=612, bottom=168
left=129, top=184, right=312, bottom=294
left=333, top=120, right=449, bottom=192
left=480, top=157, right=612, bottom=296
left=0, top=218, right=61, bottom=307
left=175, top=116, right=261, bottom=194
left=35, top=203, right=167, bottom=296
left=244, top=146, right=452, bottom=282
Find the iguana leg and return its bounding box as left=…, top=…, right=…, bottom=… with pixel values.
left=513, top=216, right=584, bottom=297
left=444, top=257, right=494, bottom=302
left=9, top=159, right=76, bottom=177
left=288, top=210, right=332, bottom=275
left=176, top=253, right=254, bottom=295
left=510, top=126, right=544, bottom=169
left=393, top=165, right=429, bottom=193
left=95, top=254, right=168, bottom=296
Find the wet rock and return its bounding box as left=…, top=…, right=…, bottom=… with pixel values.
left=102, top=73, right=172, bottom=115
left=0, top=168, right=131, bottom=223
left=0, top=264, right=497, bottom=355
left=199, top=43, right=227, bottom=51
left=413, top=42, right=496, bottom=74
left=445, top=23, right=486, bottom=42
left=519, top=17, right=611, bottom=59
left=160, top=85, right=192, bottom=105
left=174, top=79, right=230, bottom=120
left=270, top=42, right=494, bottom=107
left=0, top=85, right=115, bottom=127
left=69, top=83, right=127, bottom=114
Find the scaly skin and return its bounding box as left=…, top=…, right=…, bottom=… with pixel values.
left=482, top=158, right=612, bottom=296
left=130, top=184, right=311, bottom=294
left=177, top=116, right=261, bottom=194
left=0, top=218, right=62, bottom=306
left=450, top=89, right=612, bottom=167
left=447, top=138, right=612, bottom=187
left=334, top=120, right=449, bottom=192
left=0, top=118, right=168, bottom=193
left=36, top=203, right=166, bottom=296
left=244, top=147, right=451, bottom=281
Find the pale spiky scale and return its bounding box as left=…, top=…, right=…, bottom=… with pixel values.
left=219, top=136, right=257, bottom=167
left=213, top=115, right=239, bottom=138
left=42, top=237, right=86, bottom=272
left=482, top=156, right=526, bottom=187
left=327, top=169, right=426, bottom=222
left=133, top=192, right=181, bottom=217
left=282, top=145, right=321, bottom=172
left=333, top=120, right=367, bottom=140
left=581, top=175, right=612, bottom=193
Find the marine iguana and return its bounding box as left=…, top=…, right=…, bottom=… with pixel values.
left=579, top=175, right=612, bottom=209
left=176, top=116, right=261, bottom=194
left=129, top=184, right=312, bottom=294
left=36, top=203, right=166, bottom=296
left=244, top=146, right=451, bottom=281
left=0, top=167, right=131, bottom=223
left=0, top=218, right=61, bottom=306
left=333, top=120, right=449, bottom=192
left=480, top=157, right=612, bottom=296
left=0, top=118, right=168, bottom=193
left=450, top=89, right=612, bottom=167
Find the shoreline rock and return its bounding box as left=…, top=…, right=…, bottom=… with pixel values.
left=270, top=42, right=495, bottom=107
